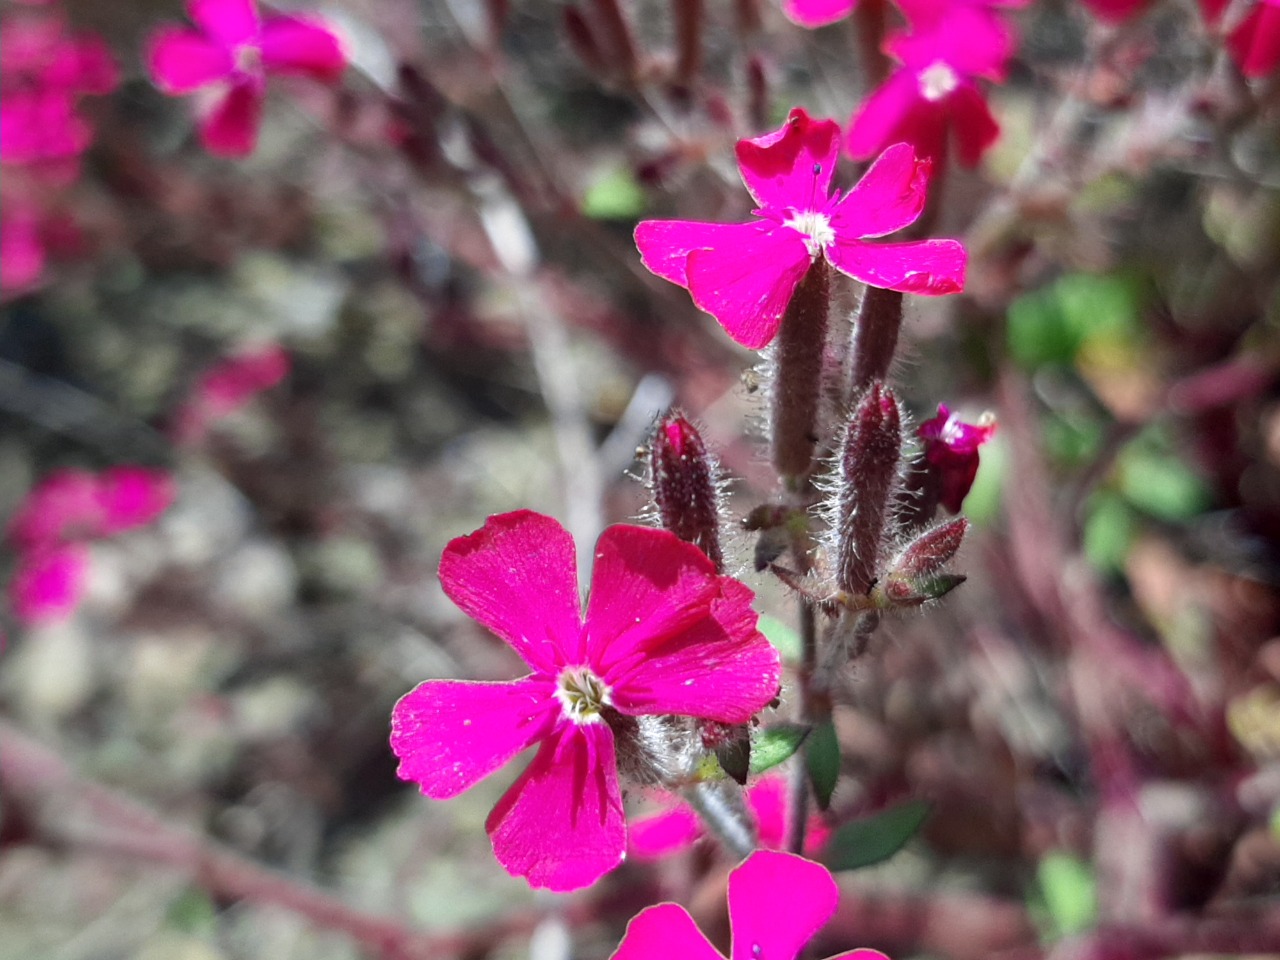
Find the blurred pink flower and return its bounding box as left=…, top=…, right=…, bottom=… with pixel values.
left=918, top=404, right=996, bottom=513
left=1, top=201, right=47, bottom=292
left=10, top=542, right=90, bottom=625
left=173, top=342, right=291, bottom=443
left=611, top=849, right=888, bottom=960
left=390, top=510, right=781, bottom=892
left=1225, top=0, right=1280, bottom=77
left=629, top=775, right=831, bottom=860
left=783, top=0, right=858, bottom=28
left=146, top=0, right=347, bottom=157
left=891, top=0, right=1028, bottom=76
left=635, top=108, right=966, bottom=349
left=846, top=9, right=1004, bottom=168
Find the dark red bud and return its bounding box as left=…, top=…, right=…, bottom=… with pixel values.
left=650, top=410, right=724, bottom=571
left=849, top=286, right=904, bottom=398
left=836, top=381, right=902, bottom=595
left=890, top=517, right=968, bottom=579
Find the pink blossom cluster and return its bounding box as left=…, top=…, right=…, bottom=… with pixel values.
left=172, top=342, right=292, bottom=444
left=145, top=0, right=348, bottom=156
left=0, top=6, right=117, bottom=293
left=7, top=467, right=174, bottom=624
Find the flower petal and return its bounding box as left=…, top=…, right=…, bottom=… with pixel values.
left=390, top=676, right=558, bottom=799
left=735, top=107, right=841, bottom=212
left=948, top=82, right=1000, bottom=168
left=97, top=467, right=174, bottom=535
left=827, top=238, right=966, bottom=295
left=8, top=469, right=103, bottom=546
left=612, top=903, right=725, bottom=960
left=628, top=802, right=704, bottom=860
left=685, top=224, right=812, bottom=348
left=747, top=775, right=832, bottom=852
left=608, top=578, right=780, bottom=723
left=260, top=16, right=347, bottom=81
left=829, top=142, right=929, bottom=239
left=188, top=0, right=260, bottom=46
left=845, top=70, right=942, bottom=164
left=781, top=0, right=858, bottom=28
left=438, top=510, right=582, bottom=675
left=486, top=723, right=626, bottom=892
left=728, top=851, right=839, bottom=960
left=11, top=543, right=89, bottom=625
left=198, top=81, right=263, bottom=156
left=147, top=26, right=233, bottom=93
left=634, top=218, right=761, bottom=288
left=1229, top=2, right=1280, bottom=78
left=888, top=7, right=1015, bottom=81
left=1, top=206, right=46, bottom=292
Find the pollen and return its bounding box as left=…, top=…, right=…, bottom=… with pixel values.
left=918, top=61, right=959, bottom=101
left=554, top=665, right=612, bottom=724
left=781, top=210, right=835, bottom=258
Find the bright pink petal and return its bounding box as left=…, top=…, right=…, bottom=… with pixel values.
left=827, top=952, right=894, bottom=960
left=735, top=107, right=841, bottom=212
left=948, top=82, right=1001, bottom=167
left=888, top=7, right=1015, bottom=80
left=727, top=851, right=839, bottom=960
left=611, top=903, right=725, bottom=960
left=198, top=80, right=263, bottom=156
left=10, top=543, right=89, bottom=624
left=66, top=35, right=119, bottom=94
left=846, top=70, right=942, bottom=164
left=782, top=0, right=858, bottom=28
left=390, top=676, right=559, bottom=799
left=584, top=524, right=720, bottom=671
left=438, top=511, right=582, bottom=674
left=686, top=225, right=812, bottom=348
left=628, top=802, right=704, bottom=860
left=188, top=0, right=260, bottom=46
left=747, top=776, right=831, bottom=852
left=829, top=142, right=929, bottom=239
left=608, top=578, right=780, bottom=722
left=827, top=238, right=966, bottom=295
left=1, top=206, right=46, bottom=291
left=260, top=16, right=346, bottom=80
left=634, top=219, right=764, bottom=288
left=96, top=467, right=175, bottom=534
left=486, top=723, right=626, bottom=891
left=8, top=469, right=102, bottom=546
left=1228, top=3, right=1280, bottom=77
left=147, top=26, right=232, bottom=93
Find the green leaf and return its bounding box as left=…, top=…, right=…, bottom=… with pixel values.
left=961, top=433, right=1004, bottom=527
left=166, top=887, right=217, bottom=934
left=1117, top=447, right=1210, bottom=521
left=1083, top=491, right=1137, bottom=573
left=821, top=798, right=930, bottom=872
left=749, top=722, right=810, bottom=775
left=1057, top=272, right=1143, bottom=344
left=581, top=166, right=645, bottom=220
left=759, top=614, right=802, bottom=663
left=1007, top=288, right=1074, bottom=369
left=805, top=719, right=840, bottom=811
left=1037, top=852, right=1097, bottom=937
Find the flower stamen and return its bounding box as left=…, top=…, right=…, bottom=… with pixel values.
left=781, top=210, right=835, bottom=259
left=555, top=665, right=612, bottom=724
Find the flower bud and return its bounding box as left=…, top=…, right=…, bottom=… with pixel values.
left=650, top=410, right=724, bottom=571
left=771, top=260, right=831, bottom=483
left=849, top=286, right=904, bottom=397
left=918, top=404, right=996, bottom=514
left=836, top=381, right=902, bottom=595
left=889, top=517, right=968, bottom=579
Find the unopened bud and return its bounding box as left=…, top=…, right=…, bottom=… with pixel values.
left=881, top=572, right=966, bottom=607
left=650, top=410, right=724, bottom=571
left=836, top=381, right=902, bottom=595
left=771, top=260, right=831, bottom=483
left=890, top=517, right=968, bottom=579
left=849, top=286, right=904, bottom=397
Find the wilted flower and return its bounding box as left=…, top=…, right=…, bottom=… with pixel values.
left=918, top=404, right=996, bottom=513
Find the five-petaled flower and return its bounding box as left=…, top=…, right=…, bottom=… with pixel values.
left=635, top=108, right=966, bottom=349
left=390, top=510, right=781, bottom=892
left=918, top=404, right=996, bottom=514
left=146, top=0, right=347, bottom=157
left=611, top=848, right=888, bottom=960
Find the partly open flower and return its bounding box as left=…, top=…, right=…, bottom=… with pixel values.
left=635, top=108, right=965, bottom=349
left=146, top=0, right=346, bottom=156
left=918, top=404, right=996, bottom=513
left=611, top=849, right=888, bottom=960
left=390, top=510, right=781, bottom=892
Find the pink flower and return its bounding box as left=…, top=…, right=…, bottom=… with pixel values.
left=634, top=108, right=966, bottom=350
left=9, top=542, right=89, bottom=625
left=846, top=10, right=1003, bottom=168
left=146, top=0, right=347, bottom=157
left=782, top=0, right=858, bottom=29
left=390, top=510, right=782, bottom=892
left=1225, top=0, right=1280, bottom=77
left=173, top=342, right=291, bottom=443
left=1, top=201, right=46, bottom=292
left=629, top=775, right=831, bottom=860
left=918, top=404, right=996, bottom=513
left=891, top=0, right=1028, bottom=75
left=95, top=467, right=177, bottom=536
left=611, top=849, right=887, bottom=960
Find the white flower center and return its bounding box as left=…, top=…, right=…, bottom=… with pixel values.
left=234, top=44, right=263, bottom=76
left=918, top=61, right=959, bottom=102
left=781, top=210, right=835, bottom=259
left=554, top=666, right=612, bottom=724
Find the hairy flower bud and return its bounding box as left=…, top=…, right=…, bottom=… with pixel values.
left=836, top=381, right=902, bottom=595
left=849, top=286, right=904, bottom=397
left=771, top=260, right=831, bottom=484
left=890, top=517, right=968, bottom=579
left=650, top=410, right=724, bottom=571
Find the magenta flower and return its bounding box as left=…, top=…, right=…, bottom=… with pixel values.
left=10, top=542, right=90, bottom=625
left=611, top=849, right=887, bottom=960
left=891, top=0, right=1028, bottom=74
left=634, top=108, right=966, bottom=350
left=390, top=510, right=782, bottom=892
left=846, top=11, right=1004, bottom=169
left=173, top=342, right=291, bottom=443
left=629, top=775, right=831, bottom=860
left=1225, top=0, right=1280, bottom=77
left=782, top=0, right=858, bottom=29
left=1, top=201, right=46, bottom=293
left=146, top=0, right=347, bottom=157
left=918, top=404, right=996, bottom=514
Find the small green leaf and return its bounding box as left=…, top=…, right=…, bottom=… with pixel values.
left=1083, top=491, right=1137, bottom=573
left=166, top=887, right=217, bottom=934
left=821, top=798, right=930, bottom=872
left=581, top=166, right=645, bottom=220
left=759, top=614, right=802, bottom=663
left=1118, top=448, right=1209, bottom=521
left=806, top=719, right=840, bottom=811
left=1007, top=288, right=1074, bottom=369
left=749, top=722, right=809, bottom=775
left=1037, top=852, right=1097, bottom=938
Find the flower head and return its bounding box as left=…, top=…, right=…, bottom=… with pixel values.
left=611, top=849, right=887, bottom=960
left=918, top=404, right=996, bottom=513
left=146, top=0, right=347, bottom=156
left=390, top=510, right=781, bottom=892
left=635, top=108, right=966, bottom=349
